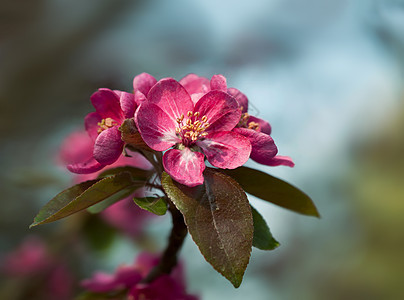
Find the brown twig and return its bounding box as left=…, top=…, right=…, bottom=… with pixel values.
left=141, top=202, right=188, bottom=283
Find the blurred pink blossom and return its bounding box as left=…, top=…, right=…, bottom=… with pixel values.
left=82, top=252, right=198, bottom=300
left=1, top=236, right=73, bottom=300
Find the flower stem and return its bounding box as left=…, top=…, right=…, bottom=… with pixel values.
left=142, top=202, right=187, bottom=283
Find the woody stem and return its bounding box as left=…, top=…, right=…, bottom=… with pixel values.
left=141, top=201, right=187, bottom=283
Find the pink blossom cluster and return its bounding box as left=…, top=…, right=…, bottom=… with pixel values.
left=65, top=73, right=293, bottom=187
left=82, top=252, right=198, bottom=300
left=0, top=237, right=73, bottom=300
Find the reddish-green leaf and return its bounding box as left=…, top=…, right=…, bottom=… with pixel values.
left=251, top=205, right=279, bottom=250
left=30, top=172, right=135, bottom=228
left=223, top=167, right=320, bottom=217
left=162, top=168, right=253, bottom=288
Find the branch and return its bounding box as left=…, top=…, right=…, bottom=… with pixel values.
left=141, top=203, right=187, bottom=283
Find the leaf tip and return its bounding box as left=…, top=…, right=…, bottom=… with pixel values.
left=29, top=222, right=38, bottom=229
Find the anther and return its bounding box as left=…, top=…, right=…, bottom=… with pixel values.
left=194, top=112, right=200, bottom=118
left=201, top=115, right=208, bottom=122
left=187, top=111, right=193, bottom=117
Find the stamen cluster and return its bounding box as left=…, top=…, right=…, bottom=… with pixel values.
left=175, top=111, right=210, bottom=145
left=238, top=112, right=260, bottom=131
left=97, top=118, right=118, bottom=134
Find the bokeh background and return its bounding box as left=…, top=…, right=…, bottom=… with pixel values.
left=1, top=0, right=404, bottom=299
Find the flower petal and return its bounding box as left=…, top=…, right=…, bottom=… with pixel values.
left=67, top=157, right=105, bottom=174
left=147, top=78, right=194, bottom=123
left=84, top=112, right=103, bottom=141
left=248, top=115, right=272, bottom=135
left=163, top=148, right=205, bottom=187
left=114, top=90, right=136, bottom=119
left=90, top=88, right=124, bottom=122
left=233, top=128, right=277, bottom=163
left=134, top=90, right=147, bottom=106
left=81, top=272, right=118, bottom=293
left=227, top=88, right=248, bottom=113
left=210, top=74, right=227, bottom=92
left=135, top=102, right=180, bottom=151
left=133, top=73, right=157, bottom=96
left=194, top=90, right=241, bottom=132
left=59, top=130, right=94, bottom=165
left=197, top=131, right=251, bottom=169
left=93, top=127, right=124, bottom=165
left=264, top=155, right=295, bottom=167
left=179, top=73, right=210, bottom=95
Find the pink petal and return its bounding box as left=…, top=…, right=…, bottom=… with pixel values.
left=90, top=88, right=124, bottom=122
left=194, top=90, right=241, bottom=132
left=227, top=87, right=248, bottom=113
left=134, top=90, right=147, bottom=106
left=233, top=128, right=277, bottom=164
left=114, top=266, right=142, bottom=287
left=248, top=115, right=272, bottom=135
left=114, top=90, right=136, bottom=119
left=135, top=102, right=180, bottom=151
left=147, top=78, right=194, bottom=124
left=133, top=73, right=157, bottom=96
left=59, top=130, right=94, bottom=165
left=84, top=112, right=102, bottom=141
left=210, top=74, right=227, bottom=92
left=197, top=131, right=251, bottom=169
left=67, top=157, right=105, bottom=174
left=179, top=73, right=210, bottom=95
left=163, top=148, right=205, bottom=187
left=93, top=127, right=124, bottom=165
left=81, top=272, right=118, bottom=293
left=264, top=155, right=295, bottom=167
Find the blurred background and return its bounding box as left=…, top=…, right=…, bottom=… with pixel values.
left=1, top=0, right=404, bottom=299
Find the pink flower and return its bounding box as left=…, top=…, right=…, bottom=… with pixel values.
left=67, top=88, right=137, bottom=174
left=58, top=129, right=154, bottom=237
left=1, top=236, right=51, bottom=276
left=181, top=73, right=294, bottom=167
left=82, top=253, right=198, bottom=300
left=135, top=78, right=251, bottom=187
left=1, top=236, right=73, bottom=300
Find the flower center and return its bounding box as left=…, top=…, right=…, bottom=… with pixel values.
left=175, top=111, right=210, bottom=145
left=97, top=117, right=118, bottom=134
left=238, top=112, right=260, bottom=131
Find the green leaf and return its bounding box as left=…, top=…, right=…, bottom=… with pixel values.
left=87, top=185, right=141, bottom=214
left=30, top=172, right=135, bottom=228
left=98, top=166, right=151, bottom=181
left=251, top=205, right=280, bottom=250
left=162, top=168, right=253, bottom=288
left=87, top=166, right=151, bottom=213
left=223, top=167, right=320, bottom=217
left=133, top=196, right=167, bottom=215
